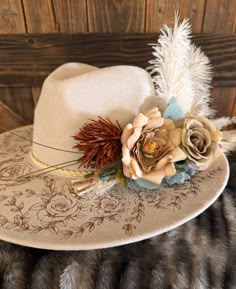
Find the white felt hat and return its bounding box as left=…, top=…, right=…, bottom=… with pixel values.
left=32, top=63, right=157, bottom=171
left=0, top=62, right=229, bottom=250
left=0, top=18, right=231, bottom=250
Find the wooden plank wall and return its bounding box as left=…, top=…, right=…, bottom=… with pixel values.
left=0, top=0, right=235, bottom=130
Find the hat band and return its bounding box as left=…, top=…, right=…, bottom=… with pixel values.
left=29, top=150, right=93, bottom=177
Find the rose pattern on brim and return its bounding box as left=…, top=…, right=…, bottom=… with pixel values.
left=0, top=160, right=33, bottom=181
left=96, top=197, right=126, bottom=217
left=37, top=193, right=83, bottom=224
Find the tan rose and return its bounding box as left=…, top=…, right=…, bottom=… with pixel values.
left=121, top=107, right=186, bottom=184
left=181, top=116, right=222, bottom=170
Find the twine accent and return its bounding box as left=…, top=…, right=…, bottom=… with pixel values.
left=30, top=150, right=94, bottom=177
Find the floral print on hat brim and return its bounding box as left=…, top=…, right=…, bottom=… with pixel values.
left=0, top=126, right=229, bottom=250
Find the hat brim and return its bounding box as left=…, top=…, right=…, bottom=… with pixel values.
left=0, top=126, right=229, bottom=250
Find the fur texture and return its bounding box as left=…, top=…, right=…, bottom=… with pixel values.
left=0, top=156, right=235, bottom=289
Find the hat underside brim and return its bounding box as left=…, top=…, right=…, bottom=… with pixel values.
left=0, top=126, right=229, bottom=250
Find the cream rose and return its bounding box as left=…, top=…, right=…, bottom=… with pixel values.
left=181, top=116, right=222, bottom=170
left=121, top=107, right=186, bottom=184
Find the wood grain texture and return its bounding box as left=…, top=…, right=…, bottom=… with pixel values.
left=0, top=87, right=34, bottom=122
left=193, top=34, right=236, bottom=88
left=231, top=90, right=236, bottom=117
left=32, top=87, right=41, bottom=106
left=232, top=105, right=236, bottom=117
left=87, top=0, right=118, bottom=32
left=0, top=101, right=26, bottom=133
left=87, top=0, right=146, bottom=32
left=0, top=0, right=25, bottom=33
left=211, top=87, right=236, bottom=118
left=203, top=0, right=236, bottom=33
left=22, top=0, right=57, bottom=33
left=1, top=0, right=236, bottom=34
left=0, top=33, right=234, bottom=87
left=52, top=0, right=87, bottom=32
left=146, top=0, right=206, bottom=32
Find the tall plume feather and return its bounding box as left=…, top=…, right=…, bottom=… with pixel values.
left=212, top=117, right=236, bottom=130
left=221, top=130, right=236, bottom=154
left=148, top=15, right=213, bottom=117
left=148, top=14, right=236, bottom=154
left=189, top=45, right=214, bottom=117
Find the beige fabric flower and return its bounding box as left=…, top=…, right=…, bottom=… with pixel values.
left=121, top=107, right=186, bottom=184
left=181, top=116, right=222, bottom=170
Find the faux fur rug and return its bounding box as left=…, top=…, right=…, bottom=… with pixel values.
left=0, top=158, right=235, bottom=289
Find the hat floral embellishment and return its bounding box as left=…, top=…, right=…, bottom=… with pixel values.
left=73, top=97, right=223, bottom=193
left=121, top=105, right=186, bottom=185
left=71, top=16, right=236, bottom=195
left=73, top=117, right=122, bottom=170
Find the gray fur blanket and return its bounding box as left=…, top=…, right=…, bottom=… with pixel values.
left=0, top=158, right=235, bottom=289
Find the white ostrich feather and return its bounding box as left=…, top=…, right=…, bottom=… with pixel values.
left=221, top=130, right=236, bottom=154
left=149, top=17, right=193, bottom=113
left=212, top=116, right=236, bottom=130
left=148, top=15, right=213, bottom=117
left=189, top=45, right=214, bottom=117
left=148, top=15, right=236, bottom=154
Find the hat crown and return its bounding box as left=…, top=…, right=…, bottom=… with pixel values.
left=32, top=63, right=156, bottom=171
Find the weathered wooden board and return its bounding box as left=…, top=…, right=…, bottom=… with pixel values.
left=17, top=0, right=236, bottom=34
left=211, top=88, right=236, bottom=118
left=0, top=33, right=235, bottom=87
left=203, top=0, right=236, bottom=33
left=52, top=0, right=88, bottom=32
left=0, top=87, right=34, bottom=122
left=22, top=0, right=57, bottom=33
left=0, top=0, right=234, bottom=34
left=0, top=0, right=25, bottom=33
left=87, top=0, right=146, bottom=32
left=31, top=87, right=41, bottom=106
left=231, top=91, right=236, bottom=117
left=146, top=0, right=206, bottom=32
left=0, top=101, right=27, bottom=132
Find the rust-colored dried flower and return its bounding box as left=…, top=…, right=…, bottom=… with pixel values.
left=73, top=117, right=122, bottom=169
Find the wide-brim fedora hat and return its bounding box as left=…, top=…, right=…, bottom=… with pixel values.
left=0, top=18, right=233, bottom=250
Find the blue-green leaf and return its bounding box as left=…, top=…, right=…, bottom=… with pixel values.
left=99, top=168, right=117, bottom=182
left=163, top=162, right=197, bottom=185
left=134, top=179, right=160, bottom=189
left=163, top=96, right=184, bottom=120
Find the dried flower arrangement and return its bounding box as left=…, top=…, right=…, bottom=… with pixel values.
left=73, top=99, right=223, bottom=191
left=72, top=17, right=236, bottom=193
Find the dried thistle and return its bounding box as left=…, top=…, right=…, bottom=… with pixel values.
left=73, top=117, right=122, bottom=169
